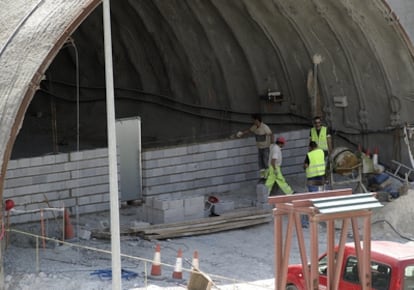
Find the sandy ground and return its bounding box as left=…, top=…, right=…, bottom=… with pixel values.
left=3, top=174, right=414, bottom=290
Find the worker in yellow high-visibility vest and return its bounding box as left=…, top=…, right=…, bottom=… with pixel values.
left=304, top=141, right=326, bottom=190
left=265, top=137, right=294, bottom=195
left=302, top=141, right=326, bottom=227
left=309, top=116, right=332, bottom=158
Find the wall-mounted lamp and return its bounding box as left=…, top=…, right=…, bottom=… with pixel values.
left=333, top=96, right=348, bottom=107
left=261, top=90, right=283, bottom=103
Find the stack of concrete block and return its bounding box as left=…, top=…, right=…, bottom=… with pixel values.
left=214, top=200, right=235, bottom=214
left=143, top=196, right=205, bottom=224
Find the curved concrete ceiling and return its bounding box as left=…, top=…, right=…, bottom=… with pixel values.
left=2, top=0, right=414, bottom=174
left=0, top=0, right=101, bottom=174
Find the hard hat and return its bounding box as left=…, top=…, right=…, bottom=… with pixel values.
left=5, top=199, right=14, bottom=211
left=276, top=137, right=286, bottom=144
left=208, top=196, right=219, bottom=204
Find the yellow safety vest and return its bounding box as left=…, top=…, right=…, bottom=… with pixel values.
left=306, top=149, right=326, bottom=178
left=311, top=126, right=328, bottom=152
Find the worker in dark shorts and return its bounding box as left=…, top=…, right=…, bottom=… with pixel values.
left=302, top=141, right=326, bottom=227
left=237, top=113, right=274, bottom=175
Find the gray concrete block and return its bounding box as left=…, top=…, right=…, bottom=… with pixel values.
left=71, top=184, right=109, bottom=196
left=185, top=144, right=199, bottom=155
left=15, top=158, right=31, bottom=169
left=168, top=199, right=184, bottom=209
left=214, top=201, right=235, bottom=214
left=6, top=159, right=18, bottom=170
left=40, top=154, right=65, bottom=165
left=257, top=191, right=269, bottom=203
left=71, top=167, right=109, bottom=179
left=79, top=202, right=109, bottom=215
left=150, top=208, right=185, bottom=224
left=70, top=148, right=108, bottom=161
left=256, top=183, right=268, bottom=194
left=256, top=183, right=269, bottom=203
left=165, top=147, right=188, bottom=158
left=129, top=221, right=151, bottom=231
left=144, top=197, right=154, bottom=207
left=184, top=196, right=204, bottom=216
left=256, top=202, right=273, bottom=210
left=152, top=198, right=169, bottom=210
left=141, top=205, right=149, bottom=222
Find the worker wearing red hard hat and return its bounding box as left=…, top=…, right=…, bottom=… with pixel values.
left=265, top=137, right=294, bottom=195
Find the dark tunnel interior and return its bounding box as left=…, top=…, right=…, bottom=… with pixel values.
left=10, top=1, right=414, bottom=165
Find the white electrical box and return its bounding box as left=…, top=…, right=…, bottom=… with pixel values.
left=333, top=96, right=348, bottom=107
left=116, top=116, right=142, bottom=201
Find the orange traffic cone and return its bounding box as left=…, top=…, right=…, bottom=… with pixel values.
left=64, top=209, right=75, bottom=240
left=172, top=248, right=183, bottom=280
left=191, top=250, right=199, bottom=270
left=150, top=244, right=162, bottom=277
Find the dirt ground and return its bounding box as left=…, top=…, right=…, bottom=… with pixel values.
left=3, top=174, right=414, bottom=290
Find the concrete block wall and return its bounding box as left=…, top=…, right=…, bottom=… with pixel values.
left=4, top=129, right=309, bottom=225
left=4, top=149, right=111, bottom=224
left=141, top=129, right=309, bottom=200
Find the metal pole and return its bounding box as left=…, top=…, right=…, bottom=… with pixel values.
left=102, top=0, right=122, bottom=288
left=313, top=62, right=318, bottom=116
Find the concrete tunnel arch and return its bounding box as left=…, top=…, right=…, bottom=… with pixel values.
left=0, top=0, right=101, bottom=204
left=1, top=0, right=414, bottom=287
left=1, top=0, right=414, bottom=232
left=4, top=0, right=414, bottom=168
left=1, top=0, right=414, bottom=204
left=2, top=0, right=414, bottom=204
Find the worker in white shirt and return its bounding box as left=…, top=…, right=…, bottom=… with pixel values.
left=265, top=137, right=294, bottom=195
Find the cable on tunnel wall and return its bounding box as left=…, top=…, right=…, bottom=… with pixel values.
left=36, top=79, right=404, bottom=138
left=36, top=81, right=310, bottom=126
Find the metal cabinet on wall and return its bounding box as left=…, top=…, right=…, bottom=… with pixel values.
left=115, top=116, right=142, bottom=201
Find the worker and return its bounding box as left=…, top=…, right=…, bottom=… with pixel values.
left=236, top=113, right=274, bottom=174
left=265, top=137, right=294, bottom=195
left=304, top=141, right=326, bottom=191
left=309, top=116, right=332, bottom=158
left=302, top=141, right=326, bottom=228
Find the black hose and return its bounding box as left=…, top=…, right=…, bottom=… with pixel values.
left=371, top=219, right=414, bottom=241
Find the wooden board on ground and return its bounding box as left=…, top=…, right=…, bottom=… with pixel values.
left=91, top=207, right=272, bottom=240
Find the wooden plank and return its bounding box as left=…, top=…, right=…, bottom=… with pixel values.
left=142, top=217, right=272, bottom=240
left=140, top=215, right=271, bottom=237
left=139, top=213, right=272, bottom=235
left=91, top=208, right=272, bottom=240
left=139, top=208, right=271, bottom=230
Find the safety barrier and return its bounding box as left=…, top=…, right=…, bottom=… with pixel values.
left=6, top=228, right=274, bottom=289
